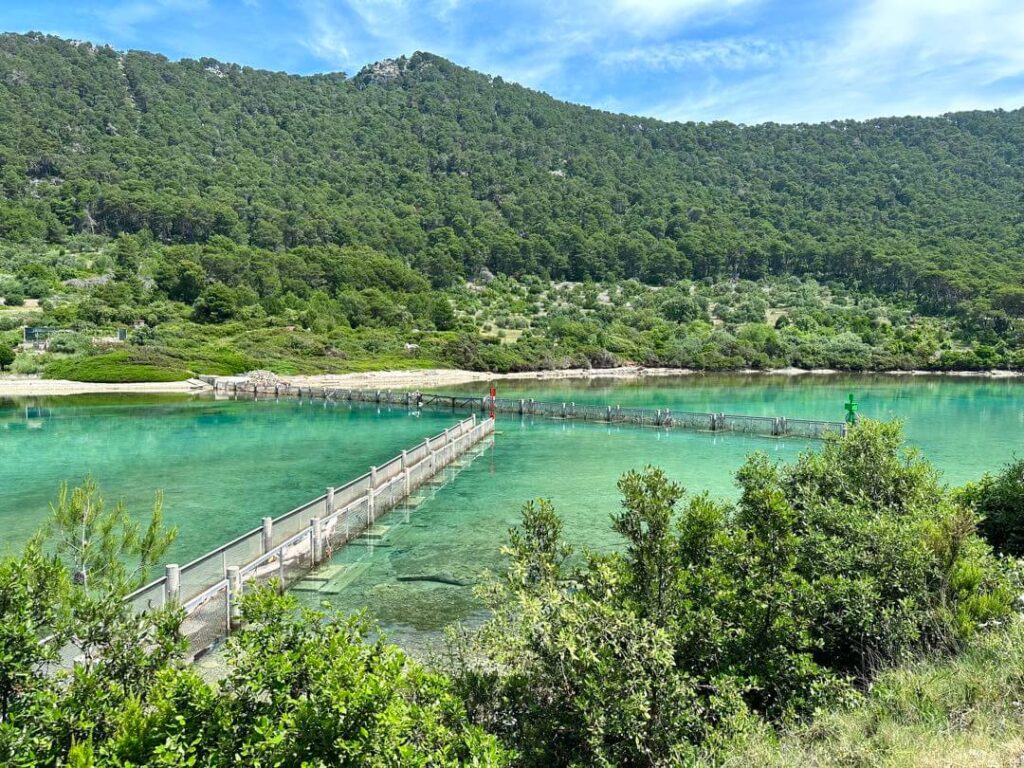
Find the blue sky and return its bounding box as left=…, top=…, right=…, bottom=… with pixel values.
left=4, top=0, right=1024, bottom=124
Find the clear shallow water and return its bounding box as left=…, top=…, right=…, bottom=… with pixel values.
left=0, top=395, right=456, bottom=560
left=3, top=375, right=1022, bottom=651
left=440, top=373, right=1024, bottom=486
left=314, top=373, right=1024, bottom=649
left=306, top=419, right=807, bottom=651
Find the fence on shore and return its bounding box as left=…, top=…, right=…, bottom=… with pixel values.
left=214, top=380, right=847, bottom=440
left=125, top=414, right=494, bottom=659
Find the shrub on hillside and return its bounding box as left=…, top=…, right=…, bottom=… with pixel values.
left=960, top=458, right=1024, bottom=556
left=44, top=351, right=191, bottom=382
left=0, top=342, right=14, bottom=371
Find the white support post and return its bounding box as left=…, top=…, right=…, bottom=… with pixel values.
left=227, top=566, right=241, bottom=628
left=311, top=518, right=324, bottom=564
left=326, top=486, right=335, bottom=514
left=165, top=564, right=180, bottom=605
left=370, top=465, right=378, bottom=489
left=261, top=517, right=273, bottom=553
left=368, top=487, right=376, bottom=525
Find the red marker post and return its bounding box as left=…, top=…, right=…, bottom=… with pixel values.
left=489, top=385, right=496, bottom=420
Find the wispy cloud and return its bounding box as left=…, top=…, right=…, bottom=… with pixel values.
left=647, top=0, right=1024, bottom=123
left=91, top=0, right=211, bottom=39
left=605, top=38, right=807, bottom=72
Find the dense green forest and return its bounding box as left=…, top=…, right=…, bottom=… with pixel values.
left=1, top=31, right=1023, bottom=377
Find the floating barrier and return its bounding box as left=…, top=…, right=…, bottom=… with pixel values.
left=214, top=380, right=847, bottom=440
left=125, top=414, right=494, bottom=659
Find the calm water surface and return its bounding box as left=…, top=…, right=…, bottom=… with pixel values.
left=0, top=395, right=455, bottom=559
left=314, top=373, right=1024, bottom=648
left=2, top=374, right=1021, bottom=650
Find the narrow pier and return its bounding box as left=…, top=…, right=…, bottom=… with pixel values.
left=213, top=380, right=847, bottom=440
left=126, top=414, right=494, bottom=659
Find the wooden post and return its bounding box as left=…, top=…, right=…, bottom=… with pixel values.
left=311, top=518, right=323, bottom=564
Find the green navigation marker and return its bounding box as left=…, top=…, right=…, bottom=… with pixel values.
left=844, top=393, right=858, bottom=424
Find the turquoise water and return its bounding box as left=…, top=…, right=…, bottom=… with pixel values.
left=305, top=419, right=806, bottom=650
left=311, top=373, right=1024, bottom=648
left=0, top=395, right=457, bottom=560
left=440, top=373, right=1024, bottom=485
left=2, top=375, right=1021, bottom=651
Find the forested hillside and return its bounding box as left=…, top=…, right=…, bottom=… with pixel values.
left=1, top=32, right=1023, bottom=378
left=2, top=33, right=1023, bottom=302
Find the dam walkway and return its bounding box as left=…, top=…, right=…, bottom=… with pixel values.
left=214, top=380, right=847, bottom=440
left=125, top=414, right=494, bottom=660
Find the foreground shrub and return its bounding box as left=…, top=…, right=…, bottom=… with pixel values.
left=97, top=590, right=511, bottom=767
left=960, top=458, right=1024, bottom=556
left=456, top=421, right=1012, bottom=766
left=1, top=549, right=508, bottom=766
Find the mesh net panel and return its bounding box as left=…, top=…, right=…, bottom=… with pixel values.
left=281, top=530, right=314, bottom=587
left=128, top=580, right=166, bottom=613
left=181, top=582, right=229, bottom=658
left=334, top=474, right=370, bottom=509
left=272, top=497, right=326, bottom=547
left=179, top=552, right=227, bottom=602
left=221, top=530, right=264, bottom=570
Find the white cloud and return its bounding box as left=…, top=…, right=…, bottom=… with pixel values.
left=609, top=0, right=755, bottom=33
left=293, top=0, right=1024, bottom=123
left=647, top=0, right=1024, bottom=123
left=605, top=38, right=805, bottom=71
left=92, top=0, right=210, bottom=38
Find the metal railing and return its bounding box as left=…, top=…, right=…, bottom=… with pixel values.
left=214, top=381, right=847, bottom=440
left=125, top=414, right=494, bottom=659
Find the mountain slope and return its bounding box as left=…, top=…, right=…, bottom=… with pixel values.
left=1, top=32, right=1023, bottom=311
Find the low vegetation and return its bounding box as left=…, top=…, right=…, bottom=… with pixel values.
left=2, top=236, right=1021, bottom=381
left=3, top=422, right=1022, bottom=766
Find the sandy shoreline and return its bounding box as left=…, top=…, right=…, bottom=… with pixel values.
left=239, top=366, right=1024, bottom=391
left=2, top=366, right=1021, bottom=398
left=0, top=376, right=211, bottom=397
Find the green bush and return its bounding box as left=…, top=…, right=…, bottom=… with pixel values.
left=458, top=421, right=1012, bottom=763
left=1, top=286, right=25, bottom=306
left=959, top=458, right=1024, bottom=556
left=0, top=342, right=14, bottom=371
left=10, top=352, right=43, bottom=374
left=44, top=352, right=191, bottom=382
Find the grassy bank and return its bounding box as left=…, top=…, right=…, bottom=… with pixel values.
left=728, top=619, right=1024, bottom=767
